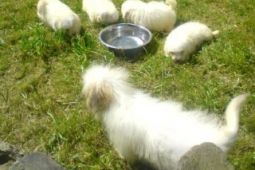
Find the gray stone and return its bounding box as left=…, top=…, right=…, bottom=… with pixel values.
left=0, top=160, right=14, bottom=170
left=0, top=142, right=22, bottom=159
left=177, top=142, right=234, bottom=170
left=10, top=152, right=65, bottom=170
left=0, top=142, right=22, bottom=170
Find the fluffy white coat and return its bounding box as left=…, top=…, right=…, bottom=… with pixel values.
left=164, top=21, right=219, bottom=62
left=37, top=0, right=81, bottom=35
left=121, top=0, right=176, bottom=32
left=82, top=0, right=119, bottom=24
left=165, top=0, right=177, bottom=9
left=82, top=65, right=246, bottom=170
left=154, top=0, right=177, bottom=9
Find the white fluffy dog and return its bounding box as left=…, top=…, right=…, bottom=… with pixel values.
left=121, top=0, right=176, bottom=32
left=82, top=64, right=247, bottom=170
left=37, top=0, right=81, bottom=35
left=82, top=0, right=119, bottom=24
left=164, top=21, right=219, bottom=62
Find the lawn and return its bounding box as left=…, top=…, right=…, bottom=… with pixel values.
left=0, top=0, right=254, bottom=169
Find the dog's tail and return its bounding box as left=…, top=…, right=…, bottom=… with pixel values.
left=222, top=94, right=248, bottom=143
left=212, top=30, right=220, bottom=37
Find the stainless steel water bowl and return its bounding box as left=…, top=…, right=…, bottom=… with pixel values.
left=99, top=23, right=152, bottom=59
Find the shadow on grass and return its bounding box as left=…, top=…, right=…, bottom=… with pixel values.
left=145, top=36, right=159, bottom=56
left=131, top=160, right=156, bottom=170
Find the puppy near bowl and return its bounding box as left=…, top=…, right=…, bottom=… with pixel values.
left=37, top=0, right=81, bottom=35
left=164, top=21, right=219, bottom=62
left=82, top=0, right=119, bottom=25
left=121, top=0, right=176, bottom=32
left=99, top=23, right=152, bottom=59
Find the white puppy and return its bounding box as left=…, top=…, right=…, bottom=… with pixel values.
left=82, top=0, right=119, bottom=24
left=121, top=0, right=176, bottom=32
left=82, top=64, right=247, bottom=170
left=164, top=21, right=219, bottom=62
left=37, top=0, right=81, bottom=35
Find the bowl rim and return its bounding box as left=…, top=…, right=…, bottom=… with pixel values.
left=99, top=23, right=152, bottom=50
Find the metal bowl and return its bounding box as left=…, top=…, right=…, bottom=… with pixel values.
left=99, top=23, right=152, bottom=59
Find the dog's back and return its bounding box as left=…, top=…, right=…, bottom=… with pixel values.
left=122, top=93, right=248, bottom=168
left=220, top=94, right=248, bottom=149
left=83, top=0, right=119, bottom=24
left=121, top=0, right=176, bottom=32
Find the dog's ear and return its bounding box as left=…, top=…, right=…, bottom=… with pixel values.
left=37, top=0, right=47, bottom=19
left=84, top=83, right=113, bottom=113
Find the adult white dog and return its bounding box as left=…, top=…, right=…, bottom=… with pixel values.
left=164, top=21, right=219, bottom=62
left=121, top=0, right=176, bottom=32
left=37, top=0, right=81, bottom=35
left=82, top=0, right=119, bottom=24
left=82, top=64, right=247, bottom=170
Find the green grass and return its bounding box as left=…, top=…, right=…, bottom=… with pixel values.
left=0, top=0, right=255, bottom=169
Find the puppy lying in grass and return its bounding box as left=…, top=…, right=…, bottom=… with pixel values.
left=82, top=64, right=247, bottom=170
left=37, top=0, right=81, bottom=35
left=82, top=0, right=119, bottom=24
left=164, top=21, right=219, bottom=62
left=121, top=0, right=176, bottom=32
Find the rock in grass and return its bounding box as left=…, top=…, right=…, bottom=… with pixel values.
left=0, top=141, right=22, bottom=159
left=177, top=142, right=234, bottom=170
left=0, top=142, right=23, bottom=170
left=10, top=152, right=64, bottom=170
left=0, top=142, right=64, bottom=170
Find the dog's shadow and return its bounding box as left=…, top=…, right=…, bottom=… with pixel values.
left=115, top=36, right=159, bottom=63
left=131, top=160, right=157, bottom=170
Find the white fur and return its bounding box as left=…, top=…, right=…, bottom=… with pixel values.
left=165, top=0, right=177, bottom=10
left=164, top=21, right=219, bottom=62
left=121, top=0, right=176, bottom=32
left=82, top=0, right=119, bottom=24
left=37, top=0, right=81, bottom=35
left=154, top=0, right=177, bottom=9
left=82, top=64, right=247, bottom=170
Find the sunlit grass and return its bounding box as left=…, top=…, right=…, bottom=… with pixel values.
left=0, top=0, right=254, bottom=169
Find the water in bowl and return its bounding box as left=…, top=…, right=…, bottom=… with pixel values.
left=109, top=36, right=144, bottom=49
